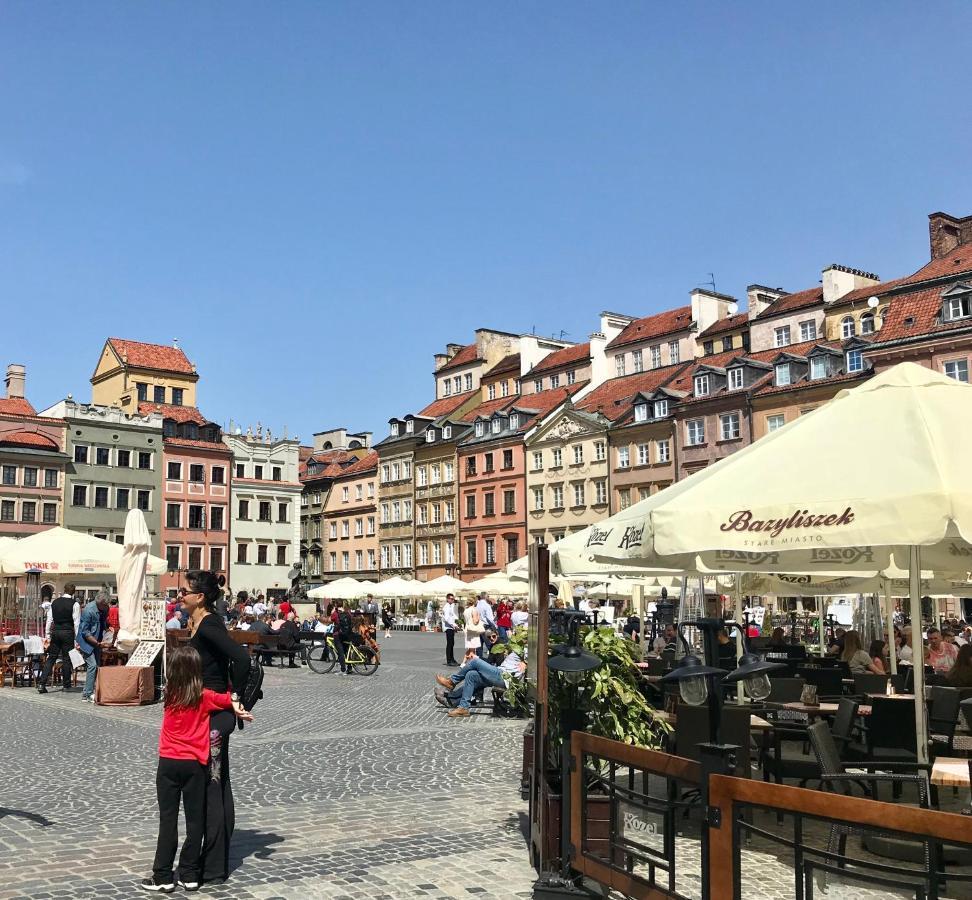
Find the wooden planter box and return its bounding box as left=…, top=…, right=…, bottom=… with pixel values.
left=539, top=776, right=612, bottom=865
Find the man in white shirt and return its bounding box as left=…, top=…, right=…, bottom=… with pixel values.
left=441, top=594, right=459, bottom=667
left=165, top=613, right=183, bottom=630
left=475, top=594, right=496, bottom=658
left=38, top=584, right=82, bottom=693
left=435, top=648, right=526, bottom=717
left=253, top=596, right=267, bottom=617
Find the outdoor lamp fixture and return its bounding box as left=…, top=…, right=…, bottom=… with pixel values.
left=723, top=649, right=785, bottom=701
left=547, top=642, right=602, bottom=684
left=660, top=647, right=725, bottom=706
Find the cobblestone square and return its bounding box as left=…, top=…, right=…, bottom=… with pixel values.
left=0, top=633, right=537, bottom=900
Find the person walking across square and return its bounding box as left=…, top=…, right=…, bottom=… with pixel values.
left=441, top=593, right=459, bottom=666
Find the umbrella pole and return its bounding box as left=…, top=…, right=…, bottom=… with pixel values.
left=909, top=546, right=929, bottom=767
left=883, top=580, right=897, bottom=677
left=818, top=597, right=826, bottom=658
left=733, top=573, right=744, bottom=704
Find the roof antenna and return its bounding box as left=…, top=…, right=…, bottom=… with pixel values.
left=701, top=273, right=716, bottom=292
left=558, top=330, right=569, bottom=341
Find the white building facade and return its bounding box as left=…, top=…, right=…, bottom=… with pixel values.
left=225, top=427, right=301, bottom=599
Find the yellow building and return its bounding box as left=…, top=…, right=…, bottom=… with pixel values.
left=91, top=338, right=199, bottom=413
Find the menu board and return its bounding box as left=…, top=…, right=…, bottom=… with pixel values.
left=139, top=600, right=166, bottom=641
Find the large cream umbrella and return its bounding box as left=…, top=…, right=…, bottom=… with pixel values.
left=371, top=576, right=422, bottom=599
left=416, top=575, right=475, bottom=596
left=0, top=526, right=166, bottom=576
left=116, top=509, right=152, bottom=653
left=466, top=572, right=529, bottom=596
left=307, top=577, right=366, bottom=600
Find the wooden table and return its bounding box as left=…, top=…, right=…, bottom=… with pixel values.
left=653, top=708, right=772, bottom=732
left=867, top=692, right=915, bottom=700
left=782, top=701, right=839, bottom=717
left=931, top=757, right=972, bottom=788
left=0, top=641, right=19, bottom=687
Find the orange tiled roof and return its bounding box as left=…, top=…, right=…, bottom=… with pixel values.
left=527, top=343, right=591, bottom=375
left=416, top=392, right=474, bottom=419
left=575, top=365, right=690, bottom=422
left=108, top=338, right=195, bottom=374
left=436, top=343, right=479, bottom=374
left=0, top=397, right=37, bottom=417
left=459, top=396, right=517, bottom=422
left=905, top=242, right=972, bottom=283
left=698, top=313, right=749, bottom=339
left=0, top=429, right=59, bottom=449
left=484, top=354, right=520, bottom=378
left=757, top=287, right=824, bottom=319
left=512, top=383, right=587, bottom=428
left=138, top=402, right=208, bottom=425
left=607, top=307, right=693, bottom=350
left=333, top=450, right=379, bottom=478
left=872, top=285, right=969, bottom=343
left=163, top=437, right=231, bottom=452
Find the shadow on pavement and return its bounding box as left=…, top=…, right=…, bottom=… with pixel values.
left=229, top=827, right=285, bottom=872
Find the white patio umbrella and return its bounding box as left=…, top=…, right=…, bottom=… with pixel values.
left=466, top=572, right=529, bottom=596
left=371, top=576, right=422, bottom=599
left=0, top=526, right=166, bottom=576
left=116, top=509, right=152, bottom=653
left=415, top=574, right=475, bottom=596
left=307, top=577, right=366, bottom=600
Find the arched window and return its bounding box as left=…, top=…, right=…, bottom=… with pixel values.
left=860, top=313, right=875, bottom=335
left=840, top=316, right=855, bottom=339
left=877, top=306, right=889, bottom=328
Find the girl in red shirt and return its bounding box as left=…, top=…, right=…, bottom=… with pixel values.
left=496, top=599, right=513, bottom=642
left=141, top=646, right=252, bottom=893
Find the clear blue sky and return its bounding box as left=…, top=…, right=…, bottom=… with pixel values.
left=3, top=2, right=971, bottom=442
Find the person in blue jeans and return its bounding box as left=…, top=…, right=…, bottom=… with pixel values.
left=435, top=649, right=525, bottom=718
left=77, top=594, right=109, bottom=702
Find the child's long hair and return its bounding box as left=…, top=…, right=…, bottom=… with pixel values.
left=165, top=645, right=204, bottom=710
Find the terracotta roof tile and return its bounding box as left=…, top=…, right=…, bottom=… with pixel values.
left=484, top=354, right=520, bottom=378
left=459, top=397, right=517, bottom=422
left=504, top=383, right=588, bottom=432
left=416, top=392, right=474, bottom=419
left=871, top=285, right=969, bottom=343
left=0, top=397, right=37, bottom=417
left=575, top=365, right=689, bottom=422
left=436, top=343, right=479, bottom=374
left=697, top=313, right=749, bottom=339
left=0, top=429, right=59, bottom=449
left=162, top=437, right=231, bottom=452
left=138, top=402, right=208, bottom=425
left=527, top=343, right=591, bottom=375
left=607, top=307, right=694, bottom=350
left=905, top=241, right=972, bottom=283
left=757, top=287, right=824, bottom=319
left=108, top=338, right=195, bottom=375
left=753, top=369, right=867, bottom=398
left=333, top=450, right=379, bottom=478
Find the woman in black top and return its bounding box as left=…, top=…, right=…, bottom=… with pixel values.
left=184, top=570, right=251, bottom=885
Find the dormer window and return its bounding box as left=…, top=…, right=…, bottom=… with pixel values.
left=860, top=313, right=875, bottom=335
left=694, top=374, right=710, bottom=397
left=475, top=421, right=484, bottom=436
left=653, top=399, right=669, bottom=419
left=775, top=363, right=791, bottom=386
left=405, top=420, right=414, bottom=434
left=443, top=425, right=452, bottom=439
left=846, top=349, right=864, bottom=374
left=634, top=402, right=648, bottom=423
left=426, top=429, right=435, bottom=443
left=491, top=418, right=502, bottom=434
left=391, top=422, right=400, bottom=437
left=944, top=293, right=972, bottom=321
left=509, top=414, right=519, bottom=429
left=727, top=368, right=743, bottom=391
left=810, top=356, right=828, bottom=380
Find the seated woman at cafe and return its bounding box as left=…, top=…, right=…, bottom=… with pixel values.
left=768, top=626, right=787, bottom=649
left=868, top=639, right=889, bottom=674
left=946, top=643, right=972, bottom=688
left=841, top=630, right=882, bottom=675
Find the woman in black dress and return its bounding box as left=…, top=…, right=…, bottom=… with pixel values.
left=183, top=570, right=251, bottom=884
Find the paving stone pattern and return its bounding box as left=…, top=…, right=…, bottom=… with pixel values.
left=0, top=632, right=536, bottom=899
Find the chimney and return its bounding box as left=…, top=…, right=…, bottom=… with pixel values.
left=929, top=212, right=972, bottom=260
left=746, top=285, right=787, bottom=321
left=5, top=364, right=25, bottom=399
left=690, top=289, right=737, bottom=336
left=821, top=264, right=880, bottom=304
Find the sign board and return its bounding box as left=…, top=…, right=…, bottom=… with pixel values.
left=616, top=800, right=666, bottom=859
left=139, top=600, right=167, bottom=641
left=127, top=640, right=164, bottom=668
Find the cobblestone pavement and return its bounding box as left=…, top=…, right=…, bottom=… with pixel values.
left=0, top=632, right=536, bottom=900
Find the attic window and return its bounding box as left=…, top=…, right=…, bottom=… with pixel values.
left=653, top=399, right=669, bottom=419
left=634, top=402, right=648, bottom=423
left=491, top=418, right=502, bottom=434
left=904, top=316, right=916, bottom=327
left=944, top=294, right=972, bottom=322
left=775, top=363, right=791, bottom=387
left=443, top=425, right=452, bottom=439
left=846, top=349, right=864, bottom=373
left=727, top=368, right=744, bottom=391
left=810, top=356, right=829, bottom=380
left=509, top=414, right=519, bottom=429
left=405, top=420, right=414, bottom=434
left=426, top=429, right=435, bottom=443
left=694, top=374, right=710, bottom=397
left=391, top=423, right=400, bottom=437
left=475, top=421, right=484, bottom=437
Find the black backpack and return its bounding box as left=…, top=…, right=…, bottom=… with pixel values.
left=235, top=657, right=264, bottom=716
left=337, top=610, right=353, bottom=639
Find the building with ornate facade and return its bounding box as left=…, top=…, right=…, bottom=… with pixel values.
left=39, top=399, right=163, bottom=551
left=225, top=426, right=301, bottom=599
left=0, top=365, right=69, bottom=539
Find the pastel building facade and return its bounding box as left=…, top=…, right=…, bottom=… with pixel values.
left=91, top=338, right=199, bottom=414
left=321, top=451, right=379, bottom=582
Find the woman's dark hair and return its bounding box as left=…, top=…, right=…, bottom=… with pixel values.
left=186, top=570, right=226, bottom=611
left=955, top=643, right=972, bottom=670
left=165, top=645, right=204, bottom=710
left=868, top=639, right=885, bottom=660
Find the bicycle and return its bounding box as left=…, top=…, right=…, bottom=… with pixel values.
left=306, top=635, right=379, bottom=676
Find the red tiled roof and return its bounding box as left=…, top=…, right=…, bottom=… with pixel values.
left=484, top=354, right=520, bottom=378
left=459, top=396, right=516, bottom=422
left=607, top=306, right=693, bottom=350
left=163, top=437, right=231, bottom=453
left=300, top=449, right=363, bottom=482
left=753, top=369, right=867, bottom=399
left=872, top=285, right=967, bottom=343
left=905, top=241, right=972, bottom=283
left=527, top=343, right=591, bottom=375
left=0, top=429, right=59, bottom=449
left=511, top=383, right=587, bottom=429
left=757, top=287, right=824, bottom=319
left=575, top=365, right=690, bottom=422
left=697, top=313, right=749, bottom=339
left=416, top=392, right=474, bottom=419
left=334, top=450, right=379, bottom=478
left=436, top=344, right=479, bottom=374
left=108, top=338, right=195, bottom=375
left=0, top=397, right=37, bottom=417
left=138, top=402, right=208, bottom=425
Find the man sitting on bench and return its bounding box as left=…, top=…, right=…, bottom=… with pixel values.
left=434, top=648, right=525, bottom=718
